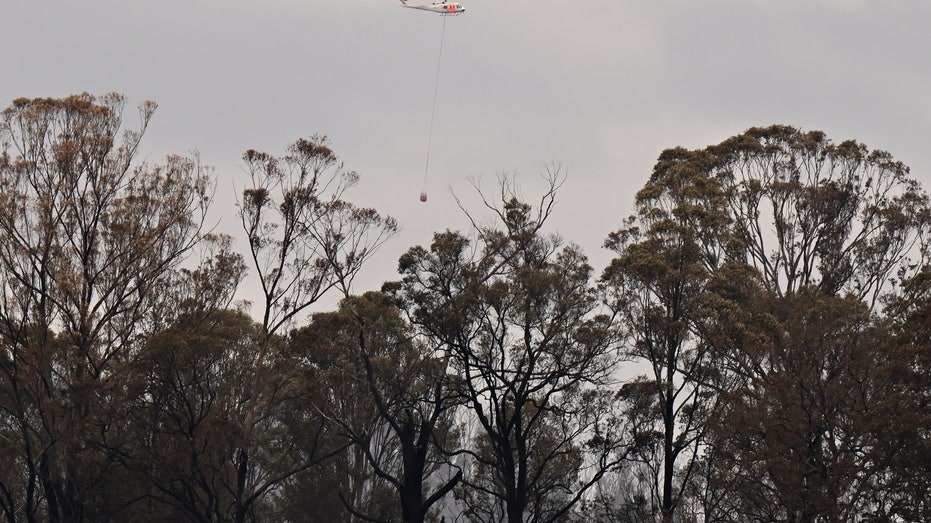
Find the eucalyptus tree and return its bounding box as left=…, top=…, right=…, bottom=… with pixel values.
left=879, top=268, right=931, bottom=521
left=392, top=175, right=629, bottom=523
left=294, top=291, right=462, bottom=523
left=606, top=125, right=931, bottom=521
left=124, top=309, right=263, bottom=522
left=233, top=136, right=397, bottom=522
left=0, top=93, right=214, bottom=522
left=699, top=126, right=930, bottom=521
left=601, top=147, right=732, bottom=522
left=702, top=286, right=900, bottom=521
left=710, top=125, right=930, bottom=306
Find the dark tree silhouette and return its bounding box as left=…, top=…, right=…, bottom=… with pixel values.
left=295, top=291, right=462, bottom=523
left=607, top=125, right=931, bottom=522
left=392, top=175, right=629, bottom=523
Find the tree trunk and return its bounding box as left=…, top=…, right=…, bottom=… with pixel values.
left=400, top=443, right=426, bottom=523
left=662, top=345, right=676, bottom=523
left=235, top=448, right=249, bottom=523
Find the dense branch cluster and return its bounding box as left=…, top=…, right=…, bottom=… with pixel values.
left=0, top=96, right=929, bottom=523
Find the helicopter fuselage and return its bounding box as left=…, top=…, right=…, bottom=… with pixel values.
left=401, top=1, right=465, bottom=15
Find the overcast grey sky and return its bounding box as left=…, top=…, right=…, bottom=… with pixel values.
left=4, top=0, right=931, bottom=309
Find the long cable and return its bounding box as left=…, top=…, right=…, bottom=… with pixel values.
left=421, top=15, right=447, bottom=196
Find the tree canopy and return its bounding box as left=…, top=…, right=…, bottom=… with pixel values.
left=1, top=96, right=929, bottom=523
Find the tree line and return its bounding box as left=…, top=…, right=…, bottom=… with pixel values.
left=0, top=93, right=929, bottom=523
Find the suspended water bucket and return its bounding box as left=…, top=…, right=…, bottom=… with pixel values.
left=419, top=192, right=428, bottom=202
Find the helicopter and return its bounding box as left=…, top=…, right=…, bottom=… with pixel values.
left=400, top=0, right=465, bottom=15
left=402, top=0, right=464, bottom=203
